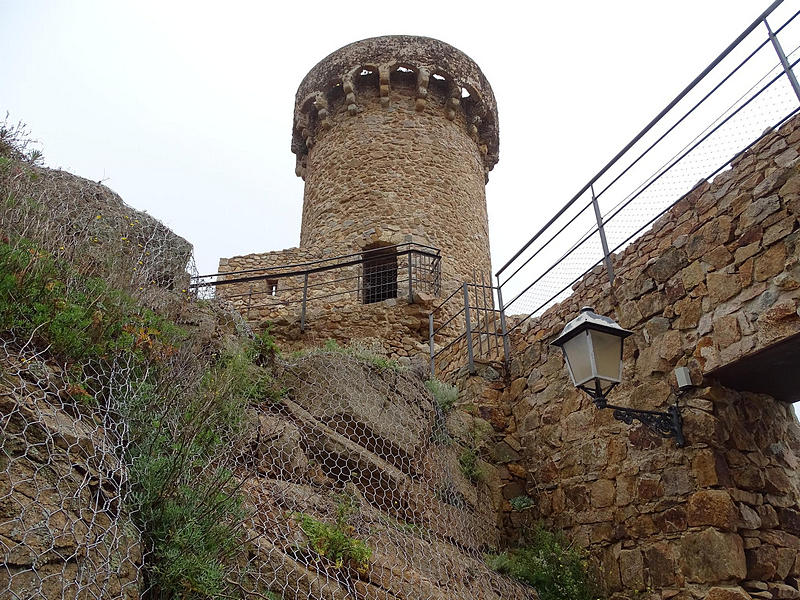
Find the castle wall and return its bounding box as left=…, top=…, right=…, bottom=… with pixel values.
left=217, top=246, right=345, bottom=324
left=218, top=246, right=438, bottom=359
left=463, top=114, right=800, bottom=599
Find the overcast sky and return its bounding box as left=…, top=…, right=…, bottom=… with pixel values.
left=0, top=0, right=795, bottom=279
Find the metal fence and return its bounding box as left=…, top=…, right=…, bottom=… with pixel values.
left=496, top=0, right=800, bottom=332
left=191, top=242, right=441, bottom=330
left=428, top=275, right=509, bottom=378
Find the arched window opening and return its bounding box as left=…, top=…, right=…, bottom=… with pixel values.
left=390, top=65, right=416, bottom=90
left=361, top=245, right=398, bottom=304
left=327, top=82, right=345, bottom=106
left=429, top=73, right=450, bottom=104
left=356, top=68, right=379, bottom=93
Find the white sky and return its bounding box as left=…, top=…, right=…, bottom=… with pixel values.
left=0, top=0, right=794, bottom=278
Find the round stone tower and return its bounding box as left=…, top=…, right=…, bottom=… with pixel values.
left=291, top=35, right=499, bottom=288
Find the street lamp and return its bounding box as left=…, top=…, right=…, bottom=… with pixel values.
left=551, top=306, right=685, bottom=446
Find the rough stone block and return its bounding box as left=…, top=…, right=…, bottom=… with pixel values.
left=680, top=528, right=747, bottom=583
left=768, top=582, right=800, bottom=599
left=713, top=313, right=742, bottom=347
left=619, top=548, right=645, bottom=590
left=755, top=242, right=787, bottom=281
left=708, top=271, right=743, bottom=303
left=707, top=587, right=757, bottom=600
left=683, top=260, right=708, bottom=289
left=674, top=295, right=703, bottom=329
left=647, top=247, right=688, bottom=283
left=747, top=543, right=778, bottom=579
left=688, top=489, right=739, bottom=531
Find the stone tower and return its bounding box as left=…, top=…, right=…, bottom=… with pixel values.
left=291, top=35, right=500, bottom=287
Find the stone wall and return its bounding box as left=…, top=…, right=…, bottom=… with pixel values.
left=501, top=115, right=800, bottom=598
left=218, top=246, right=340, bottom=323
left=297, top=80, right=491, bottom=290
left=471, top=114, right=800, bottom=599
left=264, top=293, right=436, bottom=362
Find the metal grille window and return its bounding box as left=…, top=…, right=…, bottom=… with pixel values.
left=362, top=246, right=398, bottom=304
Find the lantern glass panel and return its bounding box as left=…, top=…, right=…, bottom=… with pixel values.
left=590, top=329, right=623, bottom=382
left=563, top=330, right=592, bottom=385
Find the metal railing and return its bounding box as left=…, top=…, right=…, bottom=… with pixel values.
left=496, top=0, right=800, bottom=332
left=428, top=274, right=509, bottom=378
left=191, top=242, right=441, bottom=330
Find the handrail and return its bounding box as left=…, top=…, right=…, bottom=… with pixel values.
left=192, top=242, right=440, bottom=284
left=191, top=243, right=440, bottom=289
left=496, top=0, right=786, bottom=280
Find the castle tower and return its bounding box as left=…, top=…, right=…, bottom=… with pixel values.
left=292, top=35, right=500, bottom=287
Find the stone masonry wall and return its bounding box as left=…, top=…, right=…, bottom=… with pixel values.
left=218, top=246, right=318, bottom=319
left=471, top=114, right=800, bottom=599
left=298, top=82, right=491, bottom=291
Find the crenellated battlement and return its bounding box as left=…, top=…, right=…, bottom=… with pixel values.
left=291, top=35, right=499, bottom=179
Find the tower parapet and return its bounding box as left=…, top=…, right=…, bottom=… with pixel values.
left=292, top=35, right=499, bottom=178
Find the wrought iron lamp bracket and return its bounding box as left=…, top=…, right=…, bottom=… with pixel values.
left=579, top=380, right=685, bottom=447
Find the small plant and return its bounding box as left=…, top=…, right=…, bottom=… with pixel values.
left=297, top=496, right=372, bottom=573
left=323, top=338, right=342, bottom=352
left=251, top=328, right=280, bottom=364
left=458, top=447, right=483, bottom=483
left=320, top=338, right=400, bottom=370
left=434, top=481, right=467, bottom=509
left=510, top=495, right=534, bottom=512
left=486, top=524, right=603, bottom=600
left=429, top=426, right=452, bottom=446
left=425, top=378, right=458, bottom=413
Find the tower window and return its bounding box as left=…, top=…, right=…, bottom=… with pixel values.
left=266, top=279, right=278, bottom=296
left=362, top=246, right=397, bottom=304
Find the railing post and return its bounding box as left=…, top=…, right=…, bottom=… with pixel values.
left=591, top=185, right=615, bottom=285
left=463, top=283, right=475, bottom=375
left=766, top=18, right=800, bottom=104
left=429, top=313, right=435, bottom=378
left=408, top=250, right=413, bottom=303
left=300, top=273, right=308, bottom=332
left=496, top=277, right=511, bottom=374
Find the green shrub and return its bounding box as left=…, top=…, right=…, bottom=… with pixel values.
left=0, top=238, right=185, bottom=364
left=486, top=524, right=603, bottom=600
left=510, top=495, right=535, bottom=512
left=425, top=378, right=458, bottom=413
left=321, top=338, right=400, bottom=370
left=297, top=497, right=371, bottom=573
left=458, top=447, right=483, bottom=483
left=124, top=368, right=248, bottom=598
left=0, top=236, right=261, bottom=598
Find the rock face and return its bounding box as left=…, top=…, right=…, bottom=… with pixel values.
left=239, top=350, right=536, bottom=600
left=431, top=113, right=800, bottom=599
left=218, top=35, right=499, bottom=348
left=0, top=340, right=142, bottom=598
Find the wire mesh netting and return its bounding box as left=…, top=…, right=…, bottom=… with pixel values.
left=0, top=120, right=535, bottom=598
